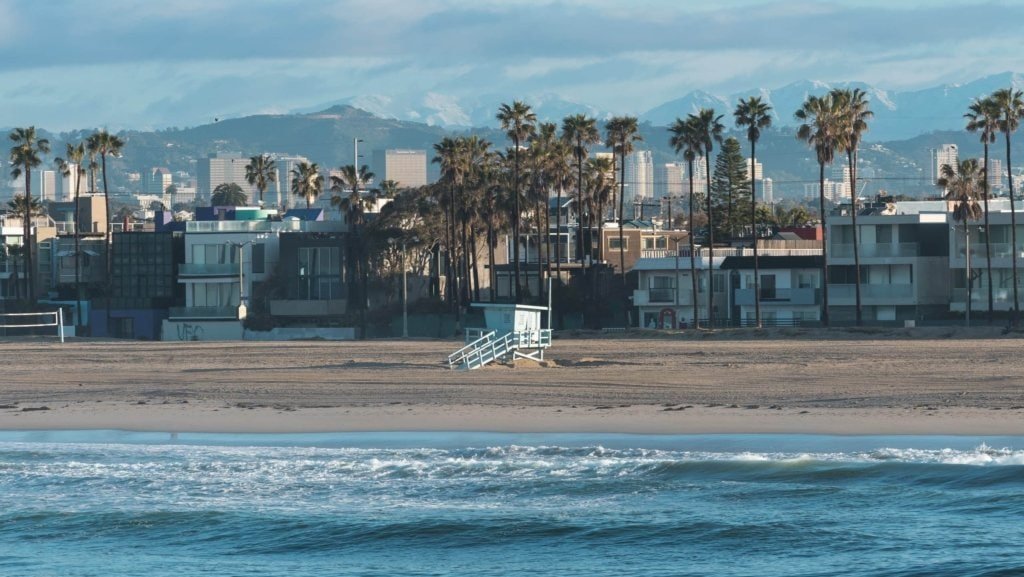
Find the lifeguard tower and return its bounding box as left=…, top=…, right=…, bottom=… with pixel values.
left=447, top=303, right=553, bottom=370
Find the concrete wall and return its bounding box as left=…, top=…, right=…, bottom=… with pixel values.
left=161, top=319, right=244, bottom=341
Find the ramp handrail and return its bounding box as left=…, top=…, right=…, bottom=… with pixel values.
left=463, top=332, right=514, bottom=370
left=448, top=330, right=496, bottom=369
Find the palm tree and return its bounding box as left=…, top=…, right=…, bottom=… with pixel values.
left=669, top=116, right=702, bottom=330
left=496, top=100, right=536, bottom=303
left=244, top=154, right=277, bottom=206
left=604, top=116, right=642, bottom=305
left=965, top=97, right=1000, bottom=324
left=55, top=142, right=87, bottom=327
left=690, top=108, right=724, bottom=327
left=796, top=93, right=840, bottom=327
left=734, top=96, right=773, bottom=328
left=8, top=127, right=51, bottom=302
left=832, top=88, right=873, bottom=325
left=88, top=129, right=125, bottom=332
left=561, top=114, right=601, bottom=264
left=585, top=155, right=615, bottom=266
left=433, top=137, right=468, bottom=310
left=211, top=183, right=248, bottom=206
left=290, top=161, right=323, bottom=209
left=331, top=164, right=376, bottom=321
left=991, top=87, right=1024, bottom=322
left=376, top=179, right=401, bottom=198
left=938, top=159, right=984, bottom=324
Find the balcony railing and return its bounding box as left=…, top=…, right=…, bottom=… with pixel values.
left=831, top=243, right=918, bottom=259
left=168, top=306, right=237, bottom=319
left=185, top=220, right=346, bottom=233
left=642, top=247, right=823, bottom=259
left=734, top=287, right=821, bottom=306
left=828, top=283, right=914, bottom=302
left=633, top=289, right=698, bottom=306
left=179, top=262, right=237, bottom=276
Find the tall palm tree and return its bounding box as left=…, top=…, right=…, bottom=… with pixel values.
left=433, top=137, right=468, bottom=310
left=244, top=154, right=277, bottom=206
left=55, top=142, right=87, bottom=327
left=290, top=161, right=323, bottom=209
left=991, top=87, right=1024, bottom=322
left=376, top=179, right=401, bottom=198
left=832, top=88, right=872, bottom=326
left=965, top=97, right=1000, bottom=324
left=604, top=116, right=643, bottom=324
left=331, top=164, right=376, bottom=320
left=561, top=114, right=601, bottom=264
left=9, top=127, right=51, bottom=302
left=669, top=116, right=702, bottom=330
left=690, top=108, right=724, bottom=327
left=496, top=100, right=536, bottom=303
left=938, top=159, right=984, bottom=324
left=88, top=129, right=124, bottom=334
left=585, top=155, right=615, bottom=267
left=734, top=96, right=773, bottom=328
left=796, top=93, right=840, bottom=327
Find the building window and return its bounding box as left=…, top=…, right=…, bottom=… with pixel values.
left=251, top=243, right=265, bottom=274
left=642, top=236, right=667, bottom=250
left=609, top=237, right=628, bottom=251
left=297, top=246, right=342, bottom=300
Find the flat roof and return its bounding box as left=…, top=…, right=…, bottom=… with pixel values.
left=469, top=303, right=549, bottom=312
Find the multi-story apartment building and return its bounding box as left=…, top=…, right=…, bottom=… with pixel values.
left=826, top=209, right=950, bottom=323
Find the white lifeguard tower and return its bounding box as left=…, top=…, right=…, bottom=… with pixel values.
left=447, top=303, right=553, bottom=370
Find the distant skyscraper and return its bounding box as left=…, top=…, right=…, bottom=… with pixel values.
left=762, top=177, right=774, bottom=205
left=932, top=144, right=959, bottom=184
left=654, top=163, right=684, bottom=201
left=31, top=170, right=56, bottom=202
left=624, top=150, right=653, bottom=209
left=983, top=157, right=1004, bottom=191
left=372, top=149, right=427, bottom=188
left=144, top=168, right=173, bottom=196
left=196, top=153, right=257, bottom=204
left=830, top=165, right=851, bottom=201
left=272, top=155, right=311, bottom=209
left=744, top=158, right=763, bottom=181
left=58, top=164, right=81, bottom=201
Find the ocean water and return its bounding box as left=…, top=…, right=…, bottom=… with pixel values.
left=1, top=431, right=1023, bottom=577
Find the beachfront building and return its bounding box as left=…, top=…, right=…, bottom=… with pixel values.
left=723, top=250, right=824, bottom=326
left=162, top=206, right=348, bottom=340
left=632, top=242, right=727, bottom=329
left=827, top=204, right=951, bottom=323
left=946, top=198, right=1020, bottom=315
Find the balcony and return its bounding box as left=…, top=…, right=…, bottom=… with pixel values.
left=633, top=289, right=697, bottom=306
left=828, top=283, right=914, bottom=305
left=642, top=247, right=823, bottom=259
left=950, top=288, right=1016, bottom=312
left=168, top=306, right=238, bottom=320
left=831, top=243, right=918, bottom=259
left=179, top=262, right=237, bottom=277
left=734, top=287, right=820, bottom=306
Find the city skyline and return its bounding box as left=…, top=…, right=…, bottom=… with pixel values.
left=1, top=1, right=1022, bottom=131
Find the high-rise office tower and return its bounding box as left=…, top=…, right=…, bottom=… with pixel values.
left=932, top=144, right=959, bottom=184
left=196, top=153, right=258, bottom=204
left=372, top=149, right=427, bottom=188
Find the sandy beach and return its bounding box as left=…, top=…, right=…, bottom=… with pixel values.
left=2, top=327, right=1023, bottom=435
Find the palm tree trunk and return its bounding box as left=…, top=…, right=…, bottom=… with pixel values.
left=705, top=154, right=714, bottom=328
left=102, top=154, right=112, bottom=334
left=487, top=218, right=497, bottom=302
left=1007, top=132, right=1020, bottom=324
left=819, top=161, right=830, bottom=327
left=555, top=184, right=562, bottom=278
left=751, top=141, right=761, bottom=328
left=688, top=160, right=700, bottom=330
left=576, top=148, right=585, bottom=264
left=618, top=152, right=627, bottom=326
left=470, top=228, right=481, bottom=303
left=983, top=142, right=993, bottom=324
left=512, top=139, right=522, bottom=303
left=23, top=171, right=34, bottom=301
left=74, top=170, right=83, bottom=331
left=538, top=199, right=547, bottom=303
left=848, top=152, right=862, bottom=326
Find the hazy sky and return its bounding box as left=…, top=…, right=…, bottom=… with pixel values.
left=2, top=0, right=1020, bottom=131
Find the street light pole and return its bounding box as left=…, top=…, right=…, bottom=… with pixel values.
left=226, top=240, right=253, bottom=320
